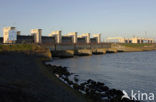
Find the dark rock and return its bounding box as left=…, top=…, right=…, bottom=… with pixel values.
left=74, top=77, right=79, bottom=83
left=97, top=82, right=105, bottom=86
left=73, top=84, right=80, bottom=90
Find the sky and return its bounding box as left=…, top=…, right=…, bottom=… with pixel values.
left=0, top=0, right=156, bottom=40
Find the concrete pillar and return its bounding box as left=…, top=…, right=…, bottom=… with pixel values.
left=64, top=32, right=77, bottom=43
left=49, top=30, right=62, bottom=44
left=31, top=29, right=42, bottom=43
left=3, top=27, right=17, bottom=43
left=132, top=37, right=138, bottom=43
left=119, top=38, right=125, bottom=43
left=93, top=34, right=101, bottom=43
left=77, top=33, right=90, bottom=43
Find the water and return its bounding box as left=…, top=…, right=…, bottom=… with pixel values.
left=48, top=51, right=156, bottom=100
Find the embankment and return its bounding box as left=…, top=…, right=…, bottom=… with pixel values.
left=113, top=43, right=156, bottom=52
left=0, top=44, right=90, bottom=102
left=0, top=44, right=146, bottom=102
left=0, top=52, right=90, bottom=102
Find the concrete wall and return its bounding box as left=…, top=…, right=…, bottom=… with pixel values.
left=47, top=43, right=111, bottom=51
left=77, top=38, right=86, bottom=43
left=62, top=36, right=73, bottom=44
left=93, top=34, right=101, bottom=43
left=77, top=33, right=90, bottom=43
left=90, top=38, right=97, bottom=43
left=42, top=36, right=55, bottom=44
left=64, top=32, right=77, bottom=43
left=16, top=35, right=34, bottom=44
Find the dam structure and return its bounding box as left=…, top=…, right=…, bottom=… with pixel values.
left=1, top=26, right=155, bottom=57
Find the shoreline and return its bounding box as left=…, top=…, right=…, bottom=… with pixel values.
left=43, top=49, right=156, bottom=101
left=0, top=52, right=90, bottom=102
left=0, top=52, right=138, bottom=102
left=44, top=54, right=142, bottom=102
left=0, top=44, right=153, bottom=102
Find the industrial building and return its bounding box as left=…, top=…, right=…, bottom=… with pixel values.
left=120, top=37, right=154, bottom=44
left=1, top=26, right=155, bottom=45
left=106, top=37, right=154, bottom=44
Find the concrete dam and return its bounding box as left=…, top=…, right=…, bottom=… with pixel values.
left=42, top=43, right=118, bottom=58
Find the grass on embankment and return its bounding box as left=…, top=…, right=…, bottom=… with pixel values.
left=121, top=43, right=154, bottom=48
left=112, top=43, right=156, bottom=52
left=0, top=44, right=42, bottom=52
left=0, top=44, right=91, bottom=102
left=0, top=44, right=52, bottom=58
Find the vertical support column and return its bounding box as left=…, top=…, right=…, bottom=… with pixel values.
left=93, top=34, right=101, bottom=43
left=49, top=30, right=62, bottom=44
left=31, top=29, right=42, bottom=43
left=86, top=33, right=90, bottom=43
left=3, top=27, right=17, bottom=44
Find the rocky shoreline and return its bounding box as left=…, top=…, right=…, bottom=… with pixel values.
left=44, top=63, right=139, bottom=102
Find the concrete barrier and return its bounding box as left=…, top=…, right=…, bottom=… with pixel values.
left=75, top=49, right=92, bottom=56
left=92, top=48, right=106, bottom=54
left=51, top=50, right=74, bottom=58
left=106, top=48, right=118, bottom=53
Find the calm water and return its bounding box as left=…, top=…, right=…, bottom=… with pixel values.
left=49, top=51, right=156, bottom=98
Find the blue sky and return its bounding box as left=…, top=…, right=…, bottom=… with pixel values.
left=0, top=0, right=156, bottom=40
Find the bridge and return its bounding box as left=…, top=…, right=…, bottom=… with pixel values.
left=42, top=43, right=116, bottom=58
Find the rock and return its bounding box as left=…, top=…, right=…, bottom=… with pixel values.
left=101, top=86, right=109, bottom=91
left=73, top=84, right=80, bottom=90
left=74, top=77, right=79, bottom=83
left=97, top=82, right=105, bottom=86
left=67, top=80, right=73, bottom=85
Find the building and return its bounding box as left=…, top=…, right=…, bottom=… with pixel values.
left=106, top=37, right=154, bottom=44
left=31, top=29, right=42, bottom=43
left=122, top=37, right=154, bottom=44
left=49, top=30, right=62, bottom=44
left=3, top=27, right=17, bottom=43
